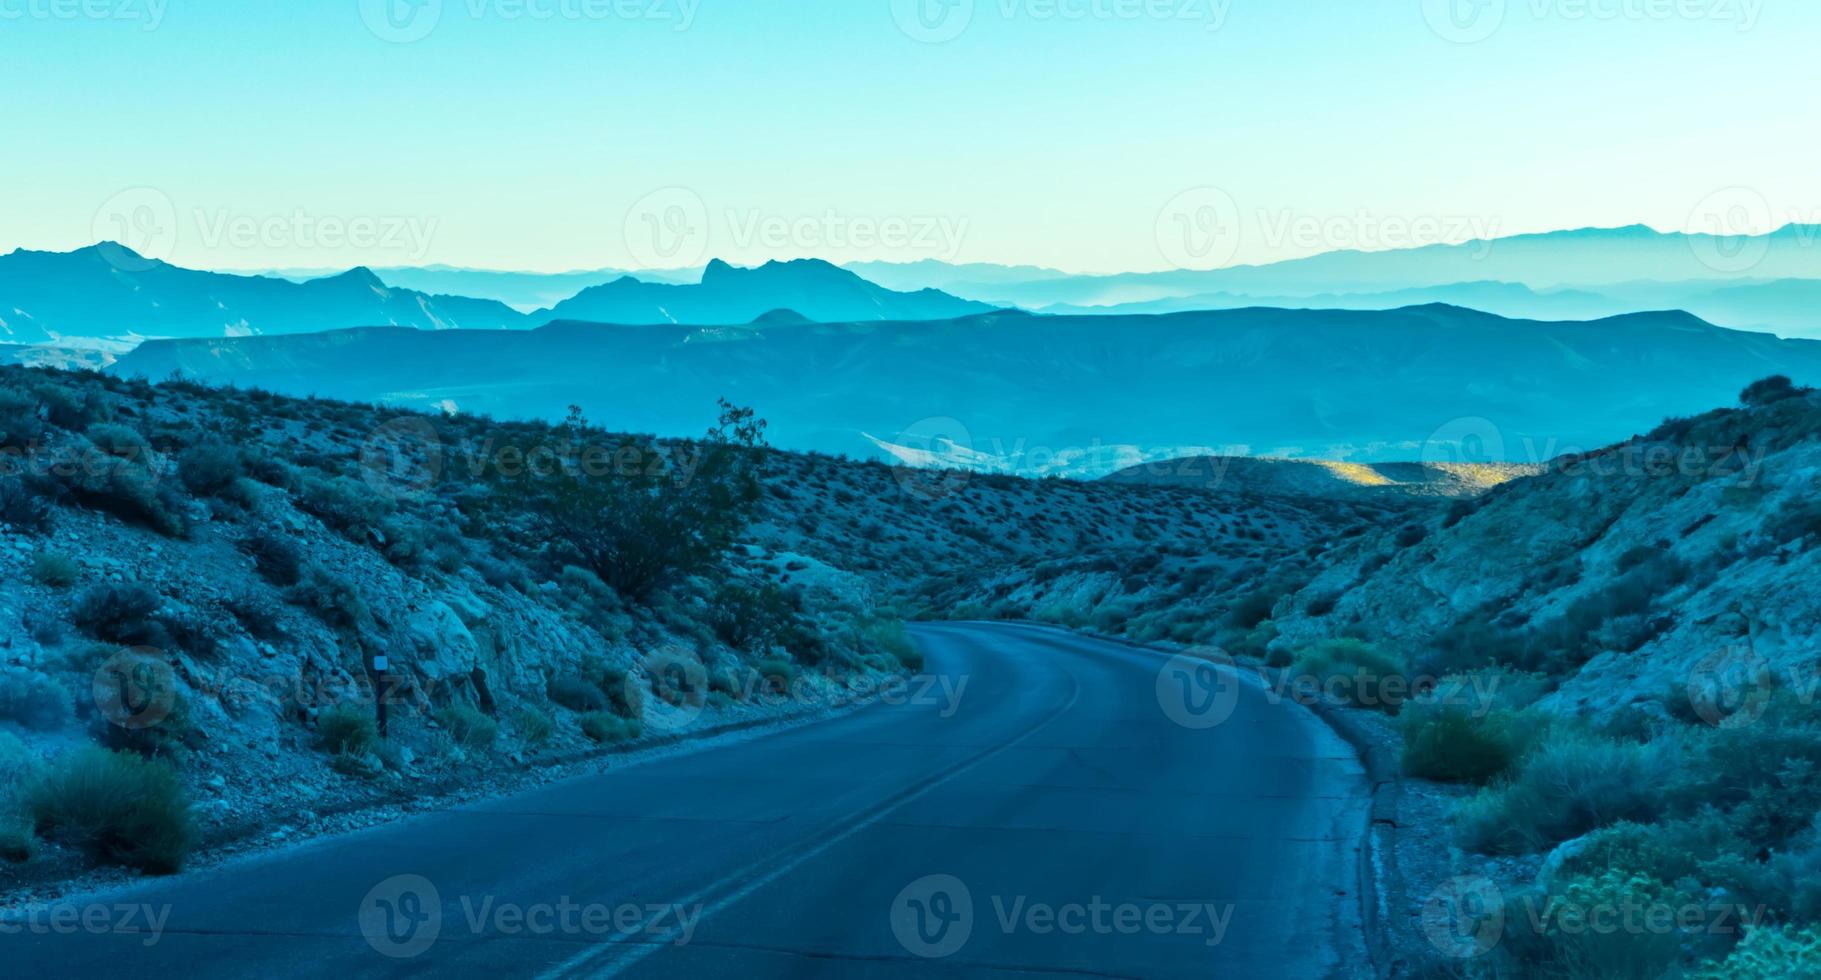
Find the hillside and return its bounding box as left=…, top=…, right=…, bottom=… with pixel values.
left=0, top=364, right=1359, bottom=884
left=112, top=305, right=1821, bottom=475
left=1103, top=455, right=1542, bottom=500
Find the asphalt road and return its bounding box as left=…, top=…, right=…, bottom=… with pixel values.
left=3, top=622, right=1372, bottom=978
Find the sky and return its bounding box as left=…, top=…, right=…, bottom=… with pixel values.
left=1, top=0, right=1815, bottom=274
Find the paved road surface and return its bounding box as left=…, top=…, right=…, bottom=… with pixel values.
left=3, top=622, right=1371, bottom=978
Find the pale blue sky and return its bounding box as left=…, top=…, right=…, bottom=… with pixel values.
left=1, top=0, right=1813, bottom=273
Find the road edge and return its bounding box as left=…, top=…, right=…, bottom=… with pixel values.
left=970, top=619, right=1408, bottom=980
left=1, top=689, right=882, bottom=907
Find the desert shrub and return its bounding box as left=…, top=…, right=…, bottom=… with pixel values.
left=434, top=704, right=499, bottom=751
left=1740, top=375, right=1805, bottom=407
left=1492, top=871, right=1693, bottom=980
left=380, top=516, right=467, bottom=573
left=548, top=674, right=609, bottom=713
left=579, top=711, right=642, bottom=744
left=0, top=474, right=54, bottom=532
left=92, top=687, right=193, bottom=762
left=240, top=528, right=303, bottom=586
left=157, top=606, right=220, bottom=659
left=288, top=566, right=366, bottom=629
left=176, top=441, right=244, bottom=497
left=53, top=446, right=187, bottom=536
left=295, top=474, right=391, bottom=539
left=1553, top=816, right=1742, bottom=890
left=860, top=617, right=921, bottom=671
left=224, top=591, right=284, bottom=640
left=69, top=582, right=163, bottom=646
left=1770, top=495, right=1821, bottom=548
left=1673, top=699, right=1821, bottom=850
left=1456, top=732, right=1676, bottom=854
left=28, top=551, right=78, bottom=587
left=485, top=402, right=766, bottom=600
left=709, top=581, right=803, bottom=652
left=84, top=424, right=150, bottom=460
left=35, top=383, right=109, bottom=429
left=26, top=746, right=193, bottom=873
left=513, top=706, right=554, bottom=745
left=0, top=386, right=44, bottom=449
left=1401, top=705, right=1532, bottom=784
left=0, top=668, right=71, bottom=731
left=316, top=703, right=377, bottom=756
left=1292, top=639, right=1406, bottom=712
left=1695, top=925, right=1821, bottom=979
left=754, top=658, right=801, bottom=697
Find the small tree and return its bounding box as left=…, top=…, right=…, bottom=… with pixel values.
left=495, top=400, right=767, bottom=601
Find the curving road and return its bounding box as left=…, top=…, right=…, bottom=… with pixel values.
left=2, top=622, right=1372, bottom=978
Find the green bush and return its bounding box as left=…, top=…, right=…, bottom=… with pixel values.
left=579, top=711, right=642, bottom=744
left=0, top=386, right=45, bottom=449
left=1456, top=732, right=1676, bottom=854
left=0, top=668, right=72, bottom=731
left=435, top=704, right=499, bottom=751
left=177, top=441, right=244, bottom=497
left=0, top=475, right=54, bottom=532
left=36, top=383, right=109, bottom=429
left=1695, top=924, right=1821, bottom=979
left=548, top=675, right=609, bottom=713
left=754, top=658, right=801, bottom=697
left=316, top=703, right=378, bottom=756
left=860, top=617, right=922, bottom=671
left=26, top=746, right=193, bottom=873
left=1492, top=871, right=1691, bottom=980
left=1292, top=639, right=1407, bottom=712
left=85, top=423, right=150, bottom=460
left=1401, top=705, right=1533, bottom=784
left=224, top=591, right=284, bottom=639
left=288, top=566, right=366, bottom=629
left=28, top=551, right=79, bottom=587
left=69, top=582, right=163, bottom=645
left=295, top=474, right=391, bottom=539
left=513, top=707, right=554, bottom=745
left=240, top=528, right=304, bottom=586
left=54, top=446, right=187, bottom=536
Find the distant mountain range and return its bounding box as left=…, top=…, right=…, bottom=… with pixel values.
left=537, top=258, right=993, bottom=325
left=846, top=226, right=1821, bottom=337
left=265, top=264, right=702, bottom=311
left=0, top=244, right=526, bottom=345
left=0, top=247, right=991, bottom=344
left=112, top=305, right=1821, bottom=476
